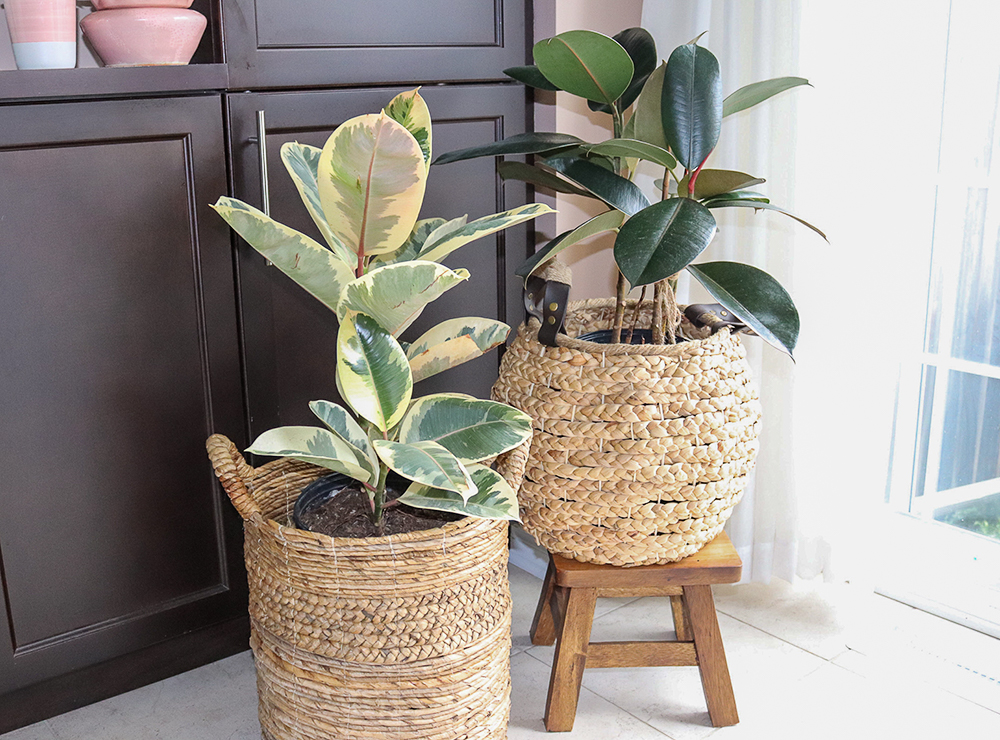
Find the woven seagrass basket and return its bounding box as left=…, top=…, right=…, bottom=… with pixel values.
left=207, top=434, right=530, bottom=740
left=492, top=298, right=761, bottom=567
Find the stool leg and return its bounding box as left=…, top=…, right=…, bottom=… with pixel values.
left=683, top=585, right=739, bottom=726
left=670, top=595, right=692, bottom=641
left=544, top=586, right=597, bottom=732
left=530, top=558, right=557, bottom=646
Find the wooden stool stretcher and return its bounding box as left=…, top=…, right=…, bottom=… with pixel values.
left=529, top=532, right=742, bottom=731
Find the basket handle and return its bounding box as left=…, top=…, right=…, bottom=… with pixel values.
left=495, top=435, right=531, bottom=497
left=206, top=434, right=263, bottom=521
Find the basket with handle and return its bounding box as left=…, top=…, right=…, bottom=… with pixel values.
left=492, top=296, right=761, bottom=567
left=207, top=434, right=530, bottom=740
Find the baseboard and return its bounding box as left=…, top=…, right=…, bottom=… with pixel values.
left=508, top=525, right=548, bottom=579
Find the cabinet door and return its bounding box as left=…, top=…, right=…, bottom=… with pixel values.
left=0, top=95, right=247, bottom=732
left=228, top=84, right=530, bottom=439
left=223, top=0, right=527, bottom=89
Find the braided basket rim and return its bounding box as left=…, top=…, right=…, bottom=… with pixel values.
left=543, top=297, right=731, bottom=356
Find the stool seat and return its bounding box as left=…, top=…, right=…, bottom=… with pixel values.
left=530, top=532, right=742, bottom=731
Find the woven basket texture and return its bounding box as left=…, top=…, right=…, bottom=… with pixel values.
left=492, top=298, right=761, bottom=567
left=207, top=435, right=530, bottom=740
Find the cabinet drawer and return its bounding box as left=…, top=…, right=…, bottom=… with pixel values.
left=223, top=0, right=527, bottom=88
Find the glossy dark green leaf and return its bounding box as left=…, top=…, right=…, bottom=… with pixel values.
left=700, top=190, right=770, bottom=206
left=504, top=64, right=560, bottom=91
left=677, top=169, right=765, bottom=199
left=723, top=77, right=811, bottom=118
left=546, top=148, right=616, bottom=172
left=533, top=30, right=633, bottom=105
left=432, top=132, right=584, bottom=166
left=703, top=199, right=828, bottom=241
left=589, top=27, right=658, bottom=113
left=632, top=62, right=668, bottom=150
left=687, top=261, right=799, bottom=357
left=545, top=157, right=650, bottom=216
left=583, top=138, right=677, bottom=170
left=516, top=210, right=626, bottom=280
left=661, top=44, right=723, bottom=170
left=614, top=198, right=717, bottom=287
left=497, top=160, right=591, bottom=196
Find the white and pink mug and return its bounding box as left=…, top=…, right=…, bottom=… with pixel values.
left=4, top=0, right=77, bottom=69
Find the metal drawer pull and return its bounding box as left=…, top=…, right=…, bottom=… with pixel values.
left=255, top=110, right=270, bottom=216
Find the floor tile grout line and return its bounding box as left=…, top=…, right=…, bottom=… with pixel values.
left=591, top=596, right=643, bottom=622
left=714, top=608, right=845, bottom=664
left=517, top=650, right=681, bottom=739
left=838, top=649, right=1000, bottom=719
left=936, top=684, right=1000, bottom=717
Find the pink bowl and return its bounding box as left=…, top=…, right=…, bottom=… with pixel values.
left=90, top=0, right=194, bottom=9
left=81, top=8, right=206, bottom=67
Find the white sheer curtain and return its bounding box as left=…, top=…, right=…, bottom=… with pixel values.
left=640, top=0, right=897, bottom=584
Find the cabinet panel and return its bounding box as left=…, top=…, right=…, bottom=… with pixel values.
left=224, top=0, right=527, bottom=89
left=227, top=84, right=530, bottom=440
left=0, top=95, right=247, bottom=730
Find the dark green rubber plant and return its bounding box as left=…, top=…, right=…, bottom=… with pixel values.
left=434, top=28, right=824, bottom=357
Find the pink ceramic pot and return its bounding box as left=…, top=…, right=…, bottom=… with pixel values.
left=90, top=0, right=194, bottom=9
left=4, top=0, right=77, bottom=69
left=80, top=7, right=206, bottom=67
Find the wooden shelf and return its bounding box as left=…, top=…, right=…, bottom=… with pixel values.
left=0, top=64, right=229, bottom=104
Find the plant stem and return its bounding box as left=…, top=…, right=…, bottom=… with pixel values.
left=611, top=104, right=624, bottom=141
left=371, top=462, right=389, bottom=529
left=652, top=280, right=664, bottom=344
left=627, top=285, right=646, bottom=344
left=613, top=270, right=627, bottom=343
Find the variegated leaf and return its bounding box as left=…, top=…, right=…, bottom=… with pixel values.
left=399, top=394, right=532, bottom=463
left=318, top=113, right=426, bottom=257
left=279, top=142, right=355, bottom=266
left=421, top=215, right=468, bottom=255
left=309, top=400, right=378, bottom=476
left=406, top=318, right=510, bottom=383
left=337, top=312, right=413, bottom=432
left=399, top=464, right=519, bottom=520
left=383, top=88, right=433, bottom=169
left=246, top=426, right=372, bottom=482
left=211, top=197, right=353, bottom=313
left=371, top=217, right=446, bottom=267
left=337, top=261, right=470, bottom=336
left=372, top=439, right=474, bottom=498
left=418, top=203, right=555, bottom=263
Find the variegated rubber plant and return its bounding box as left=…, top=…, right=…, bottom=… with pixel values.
left=435, top=29, right=825, bottom=356
left=211, top=89, right=552, bottom=527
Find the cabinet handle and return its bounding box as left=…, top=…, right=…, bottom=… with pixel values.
left=255, top=110, right=271, bottom=216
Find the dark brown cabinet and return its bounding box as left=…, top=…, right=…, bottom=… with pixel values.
left=223, top=0, right=527, bottom=89
left=0, top=2, right=531, bottom=732
left=0, top=94, right=248, bottom=731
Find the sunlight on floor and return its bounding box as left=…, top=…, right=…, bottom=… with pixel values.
left=4, top=564, right=999, bottom=740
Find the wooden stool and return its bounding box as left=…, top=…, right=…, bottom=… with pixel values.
left=529, top=532, right=742, bottom=731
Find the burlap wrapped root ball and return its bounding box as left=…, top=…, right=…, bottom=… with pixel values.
left=492, top=298, right=761, bottom=567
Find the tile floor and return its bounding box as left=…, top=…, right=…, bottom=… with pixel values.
left=4, top=564, right=1000, bottom=740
